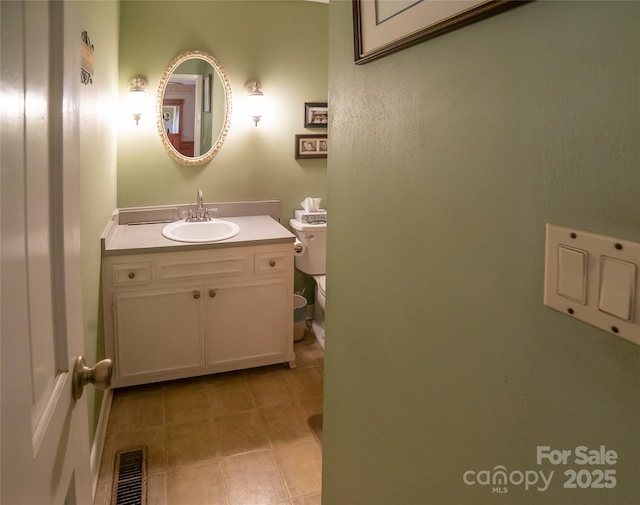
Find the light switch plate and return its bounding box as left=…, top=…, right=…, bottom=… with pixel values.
left=544, top=224, right=640, bottom=345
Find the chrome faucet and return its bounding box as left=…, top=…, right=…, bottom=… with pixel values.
left=187, top=189, right=211, bottom=221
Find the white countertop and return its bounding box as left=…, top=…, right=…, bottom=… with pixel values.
left=102, top=214, right=295, bottom=256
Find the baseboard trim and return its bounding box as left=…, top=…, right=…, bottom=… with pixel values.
left=90, top=388, right=113, bottom=499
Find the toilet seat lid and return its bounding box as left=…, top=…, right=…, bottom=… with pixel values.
left=313, top=274, right=326, bottom=295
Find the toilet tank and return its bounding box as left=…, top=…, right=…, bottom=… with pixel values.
left=290, top=219, right=327, bottom=275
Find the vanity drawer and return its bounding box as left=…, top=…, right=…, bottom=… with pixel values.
left=157, top=256, right=248, bottom=281
left=112, top=263, right=151, bottom=286
left=254, top=252, right=290, bottom=275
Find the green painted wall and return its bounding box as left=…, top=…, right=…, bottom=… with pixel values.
left=78, top=0, right=119, bottom=442
left=323, top=1, right=639, bottom=504
left=117, top=0, right=329, bottom=224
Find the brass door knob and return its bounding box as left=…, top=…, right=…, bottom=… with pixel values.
left=72, top=356, right=113, bottom=400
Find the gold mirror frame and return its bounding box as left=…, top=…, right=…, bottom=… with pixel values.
left=156, top=50, right=232, bottom=166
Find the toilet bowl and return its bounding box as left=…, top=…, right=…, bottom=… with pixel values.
left=290, top=219, right=327, bottom=349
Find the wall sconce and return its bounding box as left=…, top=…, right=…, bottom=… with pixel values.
left=245, top=80, right=264, bottom=126
left=128, top=75, right=148, bottom=125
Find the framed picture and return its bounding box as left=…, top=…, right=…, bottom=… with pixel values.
left=295, top=134, right=328, bottom=159
left=203, top=74, right=212, bottom=112
left=304, top=102, right=328, bottom=128
left=353, top=0, right=525, bottom=64
left=80, top=31, right=94, bottom=85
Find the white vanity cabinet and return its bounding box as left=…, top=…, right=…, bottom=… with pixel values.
left=113, top=287, right=204, bottom=381
left=102, top=244, right=295, bottom=387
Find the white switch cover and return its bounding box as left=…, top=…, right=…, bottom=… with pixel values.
left=598, top=257, right=636, bottom=321
left=557, top=246, right=587, bottom=303
left=544, top=224, right=640, bottom=345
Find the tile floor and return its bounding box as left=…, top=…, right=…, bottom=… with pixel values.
left=94, top=333, right=324, bottom=505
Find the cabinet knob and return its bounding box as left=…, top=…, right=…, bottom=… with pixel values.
left=269, top=260, right=276, bottom=267
left=128, top=271, right=135, bottom=279
left=193, top=290, right=201, bottom=299
left=209, top=289, right=217, bottom=298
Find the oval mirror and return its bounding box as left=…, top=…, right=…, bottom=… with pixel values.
left=156, top=50, right=232, bottom=166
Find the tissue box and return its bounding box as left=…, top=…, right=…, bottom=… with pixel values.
left=295, top=209, right=327, bottom=224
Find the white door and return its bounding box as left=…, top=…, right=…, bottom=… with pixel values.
left=1, top=1, right=97, bottom=503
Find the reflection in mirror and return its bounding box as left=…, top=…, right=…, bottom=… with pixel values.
left=156, top=50, right=232, bottom=166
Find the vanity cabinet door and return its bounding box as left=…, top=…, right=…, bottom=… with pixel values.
left=205, top=279, right=288, bottom=367
left=113, top=287, right=204, bottom=382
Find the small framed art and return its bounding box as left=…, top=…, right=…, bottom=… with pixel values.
left=304, top=102, right=328, bottom=128
left=295, top=134, right=328, bottom=159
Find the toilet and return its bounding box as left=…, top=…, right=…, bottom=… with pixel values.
left=290, top=218, right=327, bottom=349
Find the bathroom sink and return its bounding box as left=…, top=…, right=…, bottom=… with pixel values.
left=162, top=219, right=240, bottom=243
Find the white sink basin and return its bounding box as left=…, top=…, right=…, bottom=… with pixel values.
left=162, top=219, right=240, bottom=243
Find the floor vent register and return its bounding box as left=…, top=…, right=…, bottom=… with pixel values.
left=111, top=448, right=147, bottom=505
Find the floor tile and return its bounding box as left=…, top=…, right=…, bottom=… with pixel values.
left=274, top=439, right=322, bottom=498
left=246, top=369, right=298, bottom=408
left=226, top=469, right=289, bottom=505
left=292, top=494, right=322, bottom=505
left=164, top=377, right=210, bottom=425
left=166, top=420, right=218, bottom=467
left=215, top=410, right=271, bottom=457
left=108, top=390, right=164, bottom=433
left=222, top=451, right=288, bottom=505
left=289, top=367, right=323, bottom=400
left=261, top=401, right=315, bottom=446
left=221, top=450, right=279, bottom=478
left=207, top=378, right=255, bottom=417
left=165, top=461, right=228, bottom=505
left=147, top=472, right=167, bottom=505
left=293, top=334, right=324, bottom=369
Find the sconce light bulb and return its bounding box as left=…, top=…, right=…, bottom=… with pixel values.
left=245, top=80, right=264, bottom=127
left=128, top=75, right=148, bottom=126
